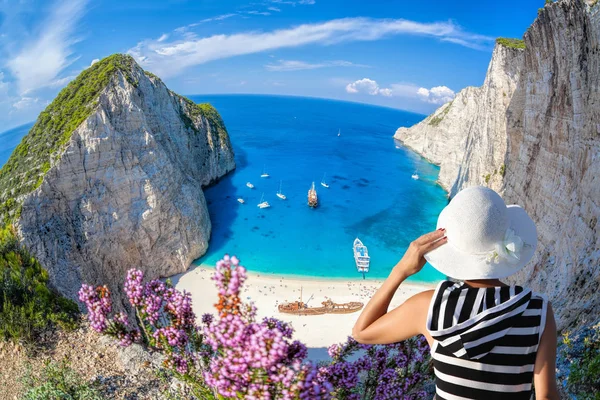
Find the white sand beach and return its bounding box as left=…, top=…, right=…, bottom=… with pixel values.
left=172, top=264, right=435, bottom=361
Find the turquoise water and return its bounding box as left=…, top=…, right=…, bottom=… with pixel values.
left=0, top=95, right=448, bottom=283
left=188, top=95, right=448, bottom=283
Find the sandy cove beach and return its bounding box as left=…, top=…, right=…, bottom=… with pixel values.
left=172, top=264, right=435, bottom=361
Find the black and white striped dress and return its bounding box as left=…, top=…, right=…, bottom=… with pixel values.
left=426, top=280, right=548, bottom=400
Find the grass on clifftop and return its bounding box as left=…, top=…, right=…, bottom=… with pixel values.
left=180, top=96, right=231, bottom=146
left=496, top=37, right=526, bottom=50
left=0, top=226, right=79, bottom=342
left=428, top=101, right=453, bottom=127
left=0, top=54, right=139, bottom=225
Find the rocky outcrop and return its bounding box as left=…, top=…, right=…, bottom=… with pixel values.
left=1, top=55, right=235, bottom=304
left=394, top=0, right=600, bottom=331
left=394, top=43, right=524, bottom=196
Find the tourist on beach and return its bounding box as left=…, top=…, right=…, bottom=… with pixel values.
left=352, top=186, right=559, bottom=400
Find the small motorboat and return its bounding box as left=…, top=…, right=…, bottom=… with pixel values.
left=257, top=193, right=270, bottom=209
left=411, top=172, right=419, bottom=180
left=353, top=238, right=370, bottom=279
left=276, top=180, right=286, bottom=200
left=246, top=182, right=255, bottom=189
left=337, top=129, right=341, bottom=137
left=308, top=182, right=318, bottom=208
left=320, top=173, right=329, bottom=188
left=237, top=198, right=245, bottom=204
left=261, top=165, right=270, bottom=178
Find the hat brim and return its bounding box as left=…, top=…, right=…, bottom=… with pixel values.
left=424, top=205, right=537, bottom=280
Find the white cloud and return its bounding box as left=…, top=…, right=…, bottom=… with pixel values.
left=175, top=13, right=237, bottom=33
left=346, top=79, right=455, bottom=104
left=157, top=33, right=169, bottom=42
left=90, top=58, right=100, bottom=66
left=129, top=17, right=493, bottom=78
left=346, top=78, right=388, bottom=95
left=271, top=0, right=316, bottom=4
left=268, top=7, right=281, bottom=12
left=7, top=0, right=89, bottom=95
left=265, top=59, right=368, bottom=71
left=247, top=10, right=271, bottom=16
left=12, top=96, right=39, bottom=110
left=417, top=85, right=455, bottom=104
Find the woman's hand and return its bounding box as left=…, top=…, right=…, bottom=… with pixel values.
left=394, top=229, right=447, bottom=278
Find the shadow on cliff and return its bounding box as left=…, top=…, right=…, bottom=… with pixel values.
left=201, top=145, right=249, bottom=263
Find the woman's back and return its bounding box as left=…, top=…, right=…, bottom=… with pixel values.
left=427, top=281, right=548, bottom=400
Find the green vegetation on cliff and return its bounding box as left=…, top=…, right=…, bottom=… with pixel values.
left=428, top=101, right=453, bottom=127
left=0, top=226, right=79, bottom=342
left=22, top=359, right=103, bottom=399
left=180, top=96, right=231, bottom=146
left=0, top=54, right=139, bottom=224
left=496, top=37, right=526, bottom=50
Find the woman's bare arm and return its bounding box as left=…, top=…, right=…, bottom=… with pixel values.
left=534, top=302, right=560, bottom=400
left=352, top=229, right=446, bottom=345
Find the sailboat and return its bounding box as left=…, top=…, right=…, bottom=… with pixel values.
left=308, top=182, right=318, bottom=208
left=320, top=173, right=329, bottom=188
left=353, top=238, right=370, bottom=279
left=276, top=181, right=287, bottom=200
left=246, top=182, right=255, bottom=189
left=261, top=165, right=270, bottom=178
left=411, top=171, right=419, bottom=180
left=257, top=193, right=270, bottom=209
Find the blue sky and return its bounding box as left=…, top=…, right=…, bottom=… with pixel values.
left=0, top=0, right=541, bottom=131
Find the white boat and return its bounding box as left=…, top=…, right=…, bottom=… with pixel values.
left=320, top=173, right=329, bottom=188
left=353, top=238, right=370, bottom=279
left=257, top=193, right=270, bottom=209
left=261, top=165, right=270, bottom=178
left=237, top=198, right=245, bottom=204
left=246, top=182, right=255, bottom=189
left=337, top=129, right=341, bottom=137
left=276, top=181, right=286, bottom=200
left=411, top=172, right=419, bottom=180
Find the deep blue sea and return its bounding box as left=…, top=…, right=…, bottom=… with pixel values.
left=0, top=95, right=448, bottom=283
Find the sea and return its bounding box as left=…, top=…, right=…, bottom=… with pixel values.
left=0, top=95, right=448, bottom=283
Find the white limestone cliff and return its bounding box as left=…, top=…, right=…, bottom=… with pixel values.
left=15, top=58, right=235, bottom=304
left=394, top=43, right=524, bottom=197
left=395, top=0, right=600, bottom=330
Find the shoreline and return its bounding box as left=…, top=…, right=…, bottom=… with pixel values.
left=186, top=260, right=442, bottom=286
left=172, top=263, right=437, bottom=360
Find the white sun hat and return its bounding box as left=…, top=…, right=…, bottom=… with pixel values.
left=424, top=186, right=537, bottom=280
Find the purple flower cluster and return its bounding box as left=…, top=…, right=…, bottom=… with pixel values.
left=77, top=284, right=141, bottom=347
left=79, top=255, right=433, bottom=399
left=78, top=284, right=112, bottom=332
left=124, top=269, right=143, bottom=306
left=322, top=336, right=433, bottom=399
left=203, top=255, right=331, bottom=399
left=153, top=326, right=189, bottom=348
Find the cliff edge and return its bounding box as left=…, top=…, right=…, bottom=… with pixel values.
left=0, top=54, right=236, bottom=304
left=395, top=0, right=599, bottom=331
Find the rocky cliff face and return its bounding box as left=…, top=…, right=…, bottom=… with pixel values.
left=394, top=43, right=524, bottom=196
left=395, top=0, right=599, bottom=331
left=0, top=55, right=235, bottom=304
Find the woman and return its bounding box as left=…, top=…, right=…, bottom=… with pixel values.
left=352, top=186, right=559, bottom=400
